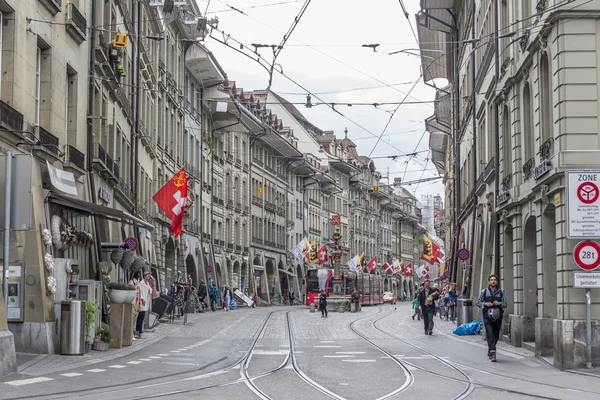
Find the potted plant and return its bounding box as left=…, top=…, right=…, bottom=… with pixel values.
left=70, top=265, right=80, bottom=283
left=107, top=282, right=137, bottom=304
left=85, top=301, right=100, bottom=353
left=92, top=328, right=111, bottom=351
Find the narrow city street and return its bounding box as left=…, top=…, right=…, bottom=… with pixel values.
left=1, top=303, right=598, bottom=400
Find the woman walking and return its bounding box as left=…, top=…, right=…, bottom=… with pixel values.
left=223, top=286, right=232, bottom=311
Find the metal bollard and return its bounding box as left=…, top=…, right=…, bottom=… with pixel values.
left=350, top=302, right=356, bottom=313
left=310, top=303, right=316, bottom=313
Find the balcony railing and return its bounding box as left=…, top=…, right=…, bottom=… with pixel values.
left=93, top=143, right=118, bottom=182
left=501, top=174, right=511, bottom=191
left=252, top=196, right=263, bottom=206
left=226, top=154, right=233, bottom=163
left=523, top=158, right=535, bottom=180
left=235, top=202, right=242, bottom=212
left=226, top=242, right=234, bottom=251
left=484, top=157, right=495, bottom=182
left=66, top=145, right=85, bottom=170
left=235, top=245, right=242, bottom=253
left=243, top=246, right=249, bottom=254
left=539, top=137, right=553, bottom=160
left=226, top=199, right=234, bottom=209
left=38, top=127, right=60, bottom=155
left=0, top=100, right=23, bottom=131
left=252, top=237, right=263, bottom=244
left=66, top=3, right=86, bottom=44
left=235, top=158, right=242, bottom=167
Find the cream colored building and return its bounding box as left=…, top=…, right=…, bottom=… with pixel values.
left=419, top=0, right=600, bottom=369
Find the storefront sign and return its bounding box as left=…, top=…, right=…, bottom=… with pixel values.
left=534, top=160, right=552, bottom=180
left=496, top=190, right=510, bottom=206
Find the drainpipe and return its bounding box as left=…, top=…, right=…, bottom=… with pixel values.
left=131, top=0, right=143, bottom=260
left=87, top=0, right=103, bottom=275
left=467, top=0, right=477, bottom=299
left=450, top=11, right=461, bottom=284
left=494, top=0, right=501, bottom=279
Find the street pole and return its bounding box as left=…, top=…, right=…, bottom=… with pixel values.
left=451, top=13, right=461, bottom=284
left=3, top=152, right=11, bottom=307
left=586, top=288, right=592, bottom=369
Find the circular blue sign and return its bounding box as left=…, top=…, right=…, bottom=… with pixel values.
left=457, top=248, right=470, bottom=261
left=124, top=237, right=138, bottom=251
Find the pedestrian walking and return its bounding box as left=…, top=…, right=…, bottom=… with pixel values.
left=289, top=290, right=294, bottom=306
left=197, top=280, right=208, bottom=311
left=447, top=283, right=458, bottom=322
left=224, top=286, right=232, bottom=311
left=418, top=279, right=440, bottom=335
left=476, top=274, right=507, bottom=362
left=411, top=295, right=421, bottom=320
left=319, top=289, right=328, bottom=318
left=209, top=286, right=217, bottom=312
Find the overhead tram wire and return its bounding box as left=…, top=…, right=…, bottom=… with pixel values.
left=215, top=0, right=432, bottom=108
left=207, top=26, right=436, bottom=173
left=367, top=76, right=422, bottom=158
left=206, top=0, right=302, bottom=14
left=402, top=129, right=428, bottom=181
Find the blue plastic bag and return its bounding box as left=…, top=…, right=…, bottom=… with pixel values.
left=453, top=320, right=482, bottom=336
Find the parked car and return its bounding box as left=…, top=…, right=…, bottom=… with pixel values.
left=382, top=292, right=396, bottom=304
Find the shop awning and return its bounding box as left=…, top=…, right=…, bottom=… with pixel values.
left=46, top=191, right=154, bottom=231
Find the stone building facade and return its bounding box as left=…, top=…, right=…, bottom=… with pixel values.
left=420, top=0, right=600, bottom=369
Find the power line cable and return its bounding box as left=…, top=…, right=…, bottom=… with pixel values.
left=367, top=76, right=422, bottom=158
left=214, top=1, right=433, bottom=108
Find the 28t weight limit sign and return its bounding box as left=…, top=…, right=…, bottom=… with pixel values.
left=574, top=241, right=600, bottom=271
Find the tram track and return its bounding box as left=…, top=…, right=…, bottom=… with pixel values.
left=370, top=306, right=599, bottom=400
left=9, top=311, right=276, bottom=400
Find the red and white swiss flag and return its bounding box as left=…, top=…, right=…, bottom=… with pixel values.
left=152, top=168, right=188, bottom=237
left=317, top=245, right=328, bottom=264
left=403, top=263, right=412, bottom=277
left=367, top=256, right=376, bottom=273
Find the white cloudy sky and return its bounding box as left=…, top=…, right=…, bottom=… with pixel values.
left=197, top=0, right=445, bottom=201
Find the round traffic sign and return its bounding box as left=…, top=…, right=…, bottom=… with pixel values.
left=577, top=182, right=599, bottom=204
left=124, top=237, right=138, bottom=251
left=205, top=265, right=213, bottom=273
left=573, top=241, right=600, bottom=271
left=457, top=248, right=470, bottom=261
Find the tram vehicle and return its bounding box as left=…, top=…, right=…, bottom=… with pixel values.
left=305, top=268, right=384, bottom=306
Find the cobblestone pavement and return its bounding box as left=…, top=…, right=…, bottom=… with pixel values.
left=2, top=303, right=600, bottom=400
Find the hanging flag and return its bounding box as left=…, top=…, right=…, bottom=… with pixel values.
left=392, top=258, right=401, bottom=275
left=383, top=259, right=394, bottom=275
left=348, top=254, right=360, bottom=272
left=396, top=260, right=405, bottom=275
left=367, top=256, right=376, bottom=273
left=306, top=240, right=319, bottom=264
left=152, top=168, right=188, bottom=237
left=291, top=238, right=311, bottom=261
left=403, top=263, right=413, bottom=277
left=356, top=253, right=365, bottom=273
left=423, top=265, right=431, bottom=280
left=420, top=235, right=440, bottom=265
left=317, top=245, right=328, bottom=264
